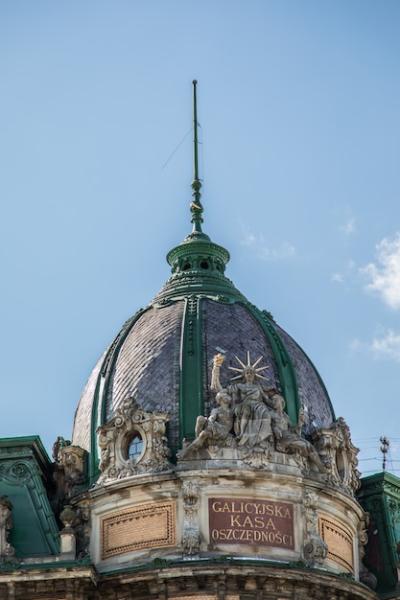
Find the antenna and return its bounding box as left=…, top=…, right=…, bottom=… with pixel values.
left=193, top=79, right=200, bottom=185
left=190, top=80, right=204, bottom=235
left=380, top=436, right=390, bottom=471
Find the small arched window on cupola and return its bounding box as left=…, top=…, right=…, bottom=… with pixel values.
left=127, top=432, right=144, bottom=463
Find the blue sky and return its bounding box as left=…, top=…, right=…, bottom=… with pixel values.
left=1, top=1, right=399, bottom=474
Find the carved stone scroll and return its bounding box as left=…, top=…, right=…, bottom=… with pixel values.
left=182, top=481, right=201, bottom=555
left=302, top=490, right=327, bottom=566
left=97, top=397, right=171, bottom=483
left=312, top=417, right=360, bottom=495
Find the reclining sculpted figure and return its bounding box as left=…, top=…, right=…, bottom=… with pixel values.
left=269, top=390, right=326, bottom=472
left=178, top=390, right=233, bottom=458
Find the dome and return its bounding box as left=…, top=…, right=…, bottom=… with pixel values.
left=72, top=83, right=334, bottom=480
left=72, top=224, right=335, bottom=480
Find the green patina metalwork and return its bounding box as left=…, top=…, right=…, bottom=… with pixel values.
left=190, top=79, right=205, bottom=237
left=0, top=437, right=59, bottom=557
left=0, top=557, right=92, bottom=573
left=244, top=304, right=299, bottom=425
left=179, top=296, right=203, bottom=446
left=358, top=471, right=400, bottom=594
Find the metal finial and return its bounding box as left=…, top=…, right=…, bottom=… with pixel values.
left=380, top=436, right=390, bottom=471
left=190, top=79, right=203, bottom=234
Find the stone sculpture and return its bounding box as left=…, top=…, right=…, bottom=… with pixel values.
left=358, top=513, right=377, bottom=590
left=97, top=396, right=171, bottom=482
left=211, top=352, right=273, bottom=450
left=177, top=349, right=365, bottom=499
left=53, top=437, right=87, bottom=500
left=302, top=490, right=328, bottom=566
left=181, top=481, right=201, bottom=555
left=0, top=497, right=15, bottom=561
left=179, top=351, right=326, bottom=473
left=269, top=391, right=326, bottom=472
left=312, top=417, right=361, bottom=494
left=178, top=389, right=233, bottom=458
left=59, top=504, right=77, bottom=558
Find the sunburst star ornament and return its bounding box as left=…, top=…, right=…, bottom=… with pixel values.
left=228, top=351, right=270, bottom=381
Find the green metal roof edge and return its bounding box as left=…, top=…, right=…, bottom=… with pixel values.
left=0, top=556, right=93, bottom=573
left=358, top=471, right=400, bottom=592
left=0, top=436, right=51, bottom=468
left=0, top=455, right=60, bottom=555
left=361, top=471, right=400, bottom=487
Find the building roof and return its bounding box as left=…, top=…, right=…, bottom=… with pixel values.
left=72, top=220, right=335, bottom=481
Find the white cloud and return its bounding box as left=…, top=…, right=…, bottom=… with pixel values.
left=330, top=259, right=356, bottom=284
left=350, top=330, right=400, bottom=363
left=241, top=232, right=296, bottom=261
left=370, top=330, right=400, bottom=362
left=331, top=272, right=344, bottom=283
left=361, top=234, right=400, bottom=309
left=340, top=217, right=356, bottom=235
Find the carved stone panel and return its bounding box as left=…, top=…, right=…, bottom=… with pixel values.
left=101, top=501, right=176, bottom=559
left=209, top=497, right=294, bottom=549
left=302, top=490, right=327, bottom=566
left=182, top=481, right=201, bottom=555
left=0, top=496, right=15, bottom=560
left=312, top=418, right=360, bottom=496
left=319, top=515, right=354, bottom=573
left=97, top=397, right=171, bottom=483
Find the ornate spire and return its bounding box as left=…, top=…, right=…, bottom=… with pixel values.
left=163, top=80, right=233, bottom=291
left=190, top=80, right=204, bottom=235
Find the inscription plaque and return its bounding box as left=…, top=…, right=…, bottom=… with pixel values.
left=319, top=515, right=354, bottom=572
left=101, top=500, right=176, bottom=559
left=209, top=497, right=294, bottom=549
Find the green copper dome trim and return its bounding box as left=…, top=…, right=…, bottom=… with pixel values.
left=167, top=239, right=230, bottom=269
left=179, top=296, right=204, bottom=448
left=244, top=303, right=300, bottom=425
left=156, top=269, right=242, bottom=302
left=89, top=369, right=103, bottom=483
left=89, top=307, right=149, bottom=483
left=155, top=238, right=243, bottom=304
